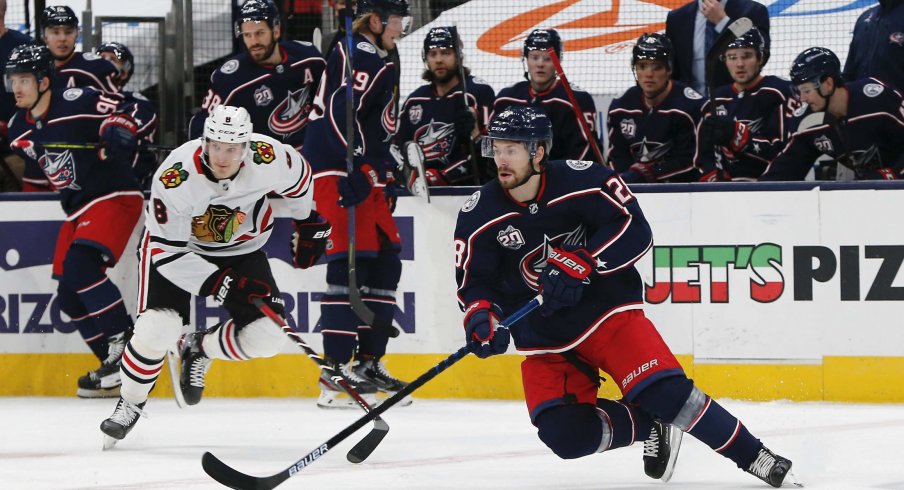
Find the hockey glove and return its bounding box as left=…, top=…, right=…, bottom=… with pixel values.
left=453, top=107, right=477, bottom=141
left=622, top=162, right=656, bottom=183
left=338, top=164, right=378, bottom=208
left=424, top=168, right=449, bottom=186
left=539, top=247, right=594, bottom=316
left=291, top=210, right=331, bottom=269
left=463, top=300, right=509, bottom=358
left=702, top=116, right=749, bottom=153
left=99, top=113, right=138, bottom=163
left=202, top=266, right=273, bottom=311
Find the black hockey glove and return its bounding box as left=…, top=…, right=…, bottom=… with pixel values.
left=539, top=247, right=594, bottom=317
left=622, top=162, right=656, bottom=183
left=702, top=116, right=749, bottom=153
left=338, top=164, right=378, bottom=208
left=99, top=113, right=138, bottom=163
left=463, top=300, right=509, bottom=358
left=202, top=266, right=273, bottom=311
left=291, top=210, right=331, bottom=269
left=453, top=107, right=477, bottom=141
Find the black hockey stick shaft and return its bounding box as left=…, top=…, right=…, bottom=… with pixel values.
left=705, top=17, right=754, bottom=115
left=546, top=47, right=605, bottom=164
left=341, top=9, right=399, bottom=339
left=253, top=299, right=389, bottom=464
left=451, top=26, right=482, bottom=185
left=201, top=296, right=543, bottom=490
left=30, top=142, right=174, bottom=151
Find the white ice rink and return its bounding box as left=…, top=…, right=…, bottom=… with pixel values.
left=1, top=397, right=902, bottom=489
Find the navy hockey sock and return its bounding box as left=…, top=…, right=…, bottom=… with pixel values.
left=320, top=290, right=360, bottom=364
left=356, top=290, right=396, bottom=357
left=58, top=284, right=107, bottom=360
left=61, top=245, right=131, bottom=340
left=597, top=398, right=654, bottom=448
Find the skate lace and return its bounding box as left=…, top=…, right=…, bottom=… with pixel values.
left=748, top=449, right=776, bottom=478
left=643, top=428, right=660, bottom=457
left=103, top=333, right=126, bottom=365
left=373, top=359, right=400, bottom=382
left=110, top=400, right=144, bottom=426
left=189, top=356, right=212, bottom=388
left=341, top=361, right=369, bottom=385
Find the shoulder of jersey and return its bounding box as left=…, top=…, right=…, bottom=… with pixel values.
left=469, top=75, right=493, bottom=88
left=153, top=141, right=202, bottom=192
left=610, top=86, right=638, bottom=108
left=215, top=54, right=245, bottom=77
left=57, top=86, right=104, bottom=107
left=81, top=51, right=103, bottom=62
left=680, top=84, right=704, bottom=101
left=284, top=40, right=323, bottom=60
left=407, top=84, right=433, bottom=99
left=548, top=159, right=608, bottom=181
left=860, top=78, right=892, bottom=99
left=497, top=81, right=527, bottom=97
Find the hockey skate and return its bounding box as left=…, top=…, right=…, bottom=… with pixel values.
left=100, top=397, right=145, bottom=450
left=77, top=332, right=127, bottom=398
left=643, top=419, right=683, bottom=482
left=353, top=355, right=413, bottom=406
left=746, top=446, right=793, bottom=487
left=177, top=331, right=212, bottom=406
left=317, top=359, right=379, bottom=409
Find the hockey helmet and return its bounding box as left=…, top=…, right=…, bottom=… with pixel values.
left=632, top=33, right=673, bottom=71
left=235, top=0, right=281, bottom=38
left=96, top=42, right=134, bottom=86
left=204, top=105, right=253, bottom=145
left=723, top=27, right=769, bottom=65
left=40, top=5, right=79, bottom=31
left=356, top=0, right=410, bottom=18
left=790, top=47, right=842, bottom=89
left=4, top=44, right=55, bottom=89
left=481, top=106, right=553, bottom=160
left=523, top=28, right=562, bottom=60
left=422, top=26, right=460, bottom=61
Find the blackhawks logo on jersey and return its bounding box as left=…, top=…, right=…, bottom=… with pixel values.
left=191, top=205, right=246, bottom=243
left=251, top=141, right=276, bottom=164
left=159, top=162, right=189, bottom=189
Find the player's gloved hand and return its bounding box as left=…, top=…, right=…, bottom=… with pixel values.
left=383, top=182, right=399, bottom=212
left=338, top=164, right=378, bottom=208
left=861, top=167, right=899, bottom=180
left=453, top=107, right=477, bottom=141
left=621, top=162, right=656, bottom=183
left=702, top=116, right=749, bottom=153
left=0, top=120, right=8, bottom=143
left=99, top=113, right=138, bottom=162
left=698, top=168, right=729, bottom=182
left=424, top=168, right=449, bottom=186
left=290, top=210, right=331, bottom=269
left=539, top=247, right=594, bottom=316
left=463, top=300, right=509, bottom=358
left=202, top=265, right=272, bottom=311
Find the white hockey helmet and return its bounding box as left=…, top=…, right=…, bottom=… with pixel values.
left=204, top=105, right=253, bottom=144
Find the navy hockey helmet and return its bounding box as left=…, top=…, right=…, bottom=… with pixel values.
left=422, top=26, right=459, bottom=61
left=632, top=33, right=673, bottom=70
left=356, top=0, right=410, bottom=18
left=4, top=44, right=55, bottom=86
left=96, top=42, right=134, bottom=86
left=790, top=47, right=842, bottom=89
left=481, top=106, right=553, bottom=161
left=523, top=28, right=562, bottom=60
left=723, top=27, right=769, bottom=64
left=234, top=0, right=281, bottom=38
left=40, top=5, right=79, bottom=31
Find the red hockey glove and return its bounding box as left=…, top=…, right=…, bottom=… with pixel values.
left=539, top=247, right=594, bottom=316
left=463, top=300, right=509, bottom=358
left=290, top=210, right=331, bottom=269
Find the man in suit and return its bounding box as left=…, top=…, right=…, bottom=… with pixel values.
left=666, top=0, right=769, bottom=96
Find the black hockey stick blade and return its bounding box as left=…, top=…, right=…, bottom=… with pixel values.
left=346, top=415, right=390, bottom=463
left=201, top=297, right=542, bottom=490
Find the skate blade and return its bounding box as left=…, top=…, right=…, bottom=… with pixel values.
left=317, top=392, right=379, bottom=409
left=377, top=391, right=412, bottom=407
left=786, top=469, right=804, bottom=487
left=660, top=426, right=683, bottom=482
left=166, top=350, right=187, bottom=409
left=77, top=386, right=121, bottom=399
left=102, top=434, right=119, bottom=451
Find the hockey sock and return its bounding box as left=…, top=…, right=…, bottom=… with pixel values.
left=200, top=321, right=247, bottom=360
left=357, top=249, right=401, bottom=357
left=597, top=398, right=654, bottom=448
left=356, top=288, right=396, bottom=358
left=61, top=245, right=131, bottom=340
left=320, top=289, right=360, bottom=364
left=120, top=339, right=164, bottom=404
left=58, top=284, right=107, bottom=360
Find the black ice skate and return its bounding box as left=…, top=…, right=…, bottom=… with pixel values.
left=100, top=397, right=145, bottom=450
left=746, top=446, right=793, bottom=487
left=643, top=419, right=683, bottom=482
left=77, top=332, right=127, bottom=398
left=178, top=331, right=212, bottom=406
left=353, top=355, right=413, bottom=406
left=317, top=358, right=378, bottom=409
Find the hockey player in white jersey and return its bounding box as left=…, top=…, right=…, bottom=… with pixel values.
left=99, top=105, right=331, bottom=448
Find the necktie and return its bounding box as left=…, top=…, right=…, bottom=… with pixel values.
left=705, top=21, right=718, bottom=54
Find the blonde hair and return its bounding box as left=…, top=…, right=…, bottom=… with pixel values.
left=352, top=13, right=376, bottom=35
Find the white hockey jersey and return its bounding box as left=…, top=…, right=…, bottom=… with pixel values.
left=144, top=133, right=313, bottom=295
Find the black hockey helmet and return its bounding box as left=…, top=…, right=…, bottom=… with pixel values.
left=790, top=47, right=842, bottom=88
left=356, top=0, right=410, bottom=18
left=95, top=41, right=134, bottom=86
left=523, top=28, right=562, bottom=60
left=481, top=106, right=553, bottom=161
left=723, top=27, right=769, bottom=64
left=40, top=5, right=79, bottom=31
left=5, top=43, right=55, bottom=84
left=632, top=32, right=673, bottom=70
left=422, top=26, right=459, bottom=61
left=234, top=0, right=281, bottom=38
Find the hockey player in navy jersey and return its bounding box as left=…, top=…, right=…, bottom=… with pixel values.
left=394, top=26, right=495, bottom=185
left=607, top=33, right=703, bottom=183
left=6, top=44, right=143, bottom=398
left=41, top=6, right=119, bottom=95
left=761, top=47, right=904, bottom=181
left=493, top=29, right=599, bottom=162
left=455, top=106, right=794, bottom=487
left=95, top=42, right=160, bottom=187
left=188, top=0, right=325, bottom=150
left=302, top=0, right=411, bottom=408
left=696, top=28, right=794, bottom=181
left=99, top=105, right=330, bottom=448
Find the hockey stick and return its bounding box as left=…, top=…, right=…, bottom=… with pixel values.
left=450, top=25, right=482, bottom=185
left=253, top=298, right=388, bottom=464
left=705, top=17, right=754, bottom=115
left=201, top=296, right=543, bottom=490
left=340, top=8, right=399, bottom=338
left=312, top=27, right=322, bottom=54
left=797, top=111, right=859, bottom=180
left=20, top=142, right=174, bottom=151
left=546, top=47, right=605, bottom=164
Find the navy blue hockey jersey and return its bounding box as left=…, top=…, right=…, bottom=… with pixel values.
left=7, top=87, right=141, bottom=215
left=696, top=75, right=795, bottom=180
left=494, top=79, right=599, bottom=161
left=607, top=81, right=704, bottom=182
left=53, top=51, right=120, bottom=95
left=454, top=160, right=652, bottom=353
left=188, top=41, right=325, bottom=149
left=761, top=78, right=904, bottom=181
left=122, top=90, right=160, bottom=185
left=302, top=34, right=398, bottom=178
left=0, top=29, right=33, bottom=123
left=843, top=0, right=904, bottom=92
left=395, top=75, right=495, bottom=184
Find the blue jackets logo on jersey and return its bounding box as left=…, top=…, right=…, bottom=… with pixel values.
left=414, top=120, right=455, bottom=161
left=518, top=228, right=587, bottom=290
left=631, top=137, right=672, bottom=163
left=268, top=86, right=313, bottom=137
left=40, top=150, right=80, bottom=190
